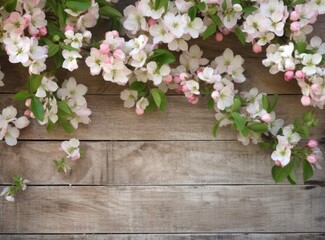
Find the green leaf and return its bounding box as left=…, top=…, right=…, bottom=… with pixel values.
left=262, top=95, right=270, bottom=112
left=234, top=27, right=246, bottom=45
left=231, top=112, right=246, bottom=132
left=99, top=5, right=123, bottom=18
left=242, top=6, right=257, bottom=13
left=272, top=161, right=294, bottom=183
left=57, top=2, right=67, bottom=29
left=2, top=0, right=17, bottom=12
left=59, top=117, right=74, bottom=133
left=60, top=45, right=78, bottom=51
left=303, top=159, right=313, bottom=182
left=154, top=0, right=169, bottom=10
left=130, top=81, right=146, bottom=92
left=231, top=97, right=242, bottom=112
left=269, top=94, right=279, bottom=112
left=46, top=120, right=58, bottom=132
left=288, top=169, right=297, bottom=185
left=203, top=23, right=217, bottom=40
left=28, top=75, right=43, bottom=93
left=222, top=0, right=228, bottom=10
left=46, top=0, right=58, bottom=15
left=296, top=40, right=307, bottom=54
left=44, top=39, right=60, bottom=57
left=188, top=6, right=197, bottom=21
left=31, top=96, right=45, bottom=121
left=66, top=0, right=91, bottom=12
left=248, top=122, right=269, bottom=133
left=47, top=21, right=65, bottom=39
left=197, top=2, right=206, bottom=11
left=207, top=97, right=215, bottom=110
left=211, top=15, right=222, bottom=27
left=151, top=88, right=162, bottom=108
left=58, top=101, right=73, bottom=116
left=150, top=88, right=167, bottom=111
left=54, top=52, right=65, bottom=68
left=290, top=0, right=307, bottom=7
left=151, top=49, right=176, bottom=65
left=212, top=122, right=219, bottom=137
left=13, top=91, right=31, bottom=102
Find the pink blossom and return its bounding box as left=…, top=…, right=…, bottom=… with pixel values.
left=308, top=139, right=318, bottom=148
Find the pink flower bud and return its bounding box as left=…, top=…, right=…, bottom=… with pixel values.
left=290, top=11, right=299, bottom=21
left=261, top=113, right=272, bottom=123
left=187, top=94, right=196, bottom=102
left=301, top=96, right=311, bottom=106
left=148, top=18, right=156, bottom=26
left=113, top=49, right=125, bottom=59
left=211, top=91, right=219, bottom=100
left=39, top=27, right=47, bottom=36
left=111, top=30, right=119, bottom=37
left=99, top=43, right=110, bottom=54
left=25, top=98, right=31, bottom=107
left=164, top=75, right=173, bottom=84
left=174, top=76, right=181, bottom=84
left=295, top=70, right=305, bottom=80
left=307, top=154, right=317, bottom=164
left=290, top=21, right=300, bottom=32
left=284, top=71, right=294, bottom=81
left=308, top=139, right=318, bottom=148
left=181, top=85, right=189, bottom=92
left=275, top=160, right=282, bottom=166
left=64, top=24, right=74, bottom=32
left=311, top=84, right=320, bottom=91
left=136, top=108, right=144, bottom=115
left=24, top=110, right=31, bottom=117
left=215, top=32, right=223, bottom=42
left=190, top=97, right=199, bottom=104
left=23, top=15, right=31, bottom=27
left=252, top=43, right=262, bottom=53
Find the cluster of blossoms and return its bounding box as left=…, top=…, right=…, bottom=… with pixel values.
left=263, top=36, right=325, bottom=109
left=0, top=0, right=323, bottom=190
left=0, top=106, right=30, bottom=146
left=0, top=176, right=30, bottom=202
left=1, top=0, right=48, bottom=75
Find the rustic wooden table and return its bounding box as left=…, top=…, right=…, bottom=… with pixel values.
left=0, top=2, right=324, bottom=239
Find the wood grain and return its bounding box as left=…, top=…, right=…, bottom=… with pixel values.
left=0, top=186, right=324, bottom=233
left=1, top=234, right=325, bottom=240
left=0, top=141, right=324, bottom=185
left=0, top=95, right=323, bottom=141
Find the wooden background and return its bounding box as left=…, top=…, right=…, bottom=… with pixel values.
left=0, top=1, right=325, bottom=239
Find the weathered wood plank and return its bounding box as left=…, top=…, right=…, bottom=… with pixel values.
left=0, top=141, right=324, bottom=185
left=0, top=55, right=300, bottom=95
left=1, top=234, right=325, bottom=240
left=0, top=186, right=324, bottom=233
left=0, top=95, right=323, bottom=141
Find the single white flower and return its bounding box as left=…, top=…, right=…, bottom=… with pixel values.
left=61, top=138, right=81, bottom=161
left=35, top=77, right=59, bottom=98
left=271, top=144, right=291, bottom=166
left=120, top=89, right=138, bottom=108
left=147, top=61, right=171, bottom=86
left=62, top=50, right=82, bottom=72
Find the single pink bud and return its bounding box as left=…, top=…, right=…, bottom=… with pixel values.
left=261, top=113, right=272, bottom=123
left=148, top=18, right=156, bottom=26
left=181, top=85, right=189, bottom=92
left=187, top=94, right=196, bottom=102
left=211, top=91, right=219, bottom=100
left=99, top=43, right=110, bottom=54
left=164, top=75, right=173, bottom=84
left=275, top=160, right=282, bottom=166
left=290, top=11, right=299, bottom=21
left=111, top=30, right=119, bottom=37
left=65, top=24, right=74, bottom=32
left=174, top=76, right=181, bottom=84
left=71, top=150, right=81, bottom=161
left=39, top=27, right=47, bottom=36
left=284, top=71, right=294, bottom=81
left=23, top=15, right=31, bottom=26
left=301, top=96, right=311, bottom=106
left=215, top=32, right=223, bottom=42
left=24, top=110, right=31, bottom=117
left=290, top=21, right=300, bottom=32
left=190, top=97, right=199, bottom=104
left=307, top=154, right=317, bottom=164
left=252, top=43, right=262, bottom=53
left=175, top=86, right=183, bottom=93
left=295, top=70, right=305, bottom=80
left=136, top=108, right=144, bottom=115
left=25, top=98, right=31, bottom=107
left=308, top=139, right=318, bottom=148
left=179, top=73, right=187, bottom=81
left=311, top=84, right=320, bottom=91
left=113, top=49, right=125, bottom=59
